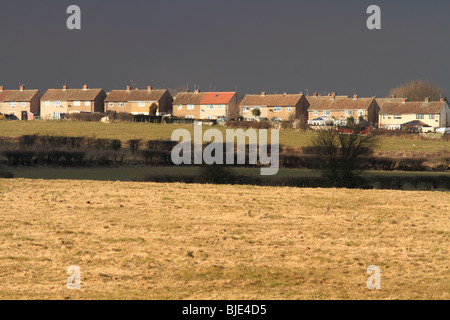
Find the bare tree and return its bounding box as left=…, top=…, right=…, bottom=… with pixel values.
left=389, top=80, right=447, bottom=101
left=312, top=128, right=377, bottom=188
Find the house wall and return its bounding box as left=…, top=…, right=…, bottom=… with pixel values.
left=379, top=106, right=449, bottom=128
left=41, top=93, right=106, bottom=120
left=0, top=92, right=42, bottom=118
left=0, top=102, right=31, bottom=119
left=105, top=92, right=173, bottom=116
left=173, top=104, right=201, bottom=119
left=241, top=96, right=308, bottom=121
left=158, top=91, right=174, bottom=115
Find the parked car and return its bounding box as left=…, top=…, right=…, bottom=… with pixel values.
left=436, top=127, right=450, bottom=134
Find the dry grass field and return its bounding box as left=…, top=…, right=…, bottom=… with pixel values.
left=0, top=178, right=448, bottom=300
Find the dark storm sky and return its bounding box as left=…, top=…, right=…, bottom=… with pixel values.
left=0, top=0, right=449, bottom=97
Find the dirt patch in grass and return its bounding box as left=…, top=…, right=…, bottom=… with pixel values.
left=0, top=179, right=448, bottom=299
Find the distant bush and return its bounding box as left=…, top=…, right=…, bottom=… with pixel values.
left=199, top=164, right=235, bottom=184
left=147, top=140, right=178, bottom=151
left=3, top=151, right=35, bottom=166
left=226, top=121, right=271, bottom=130
left=397, top=158, right=426, bottom=171
left=128, top=139, right=142, bottom=155
left=19, top=135, right=39, bottom=149
left=141, top=149, right=172, bottom=165
left=116, top=113, right=133, bottom=122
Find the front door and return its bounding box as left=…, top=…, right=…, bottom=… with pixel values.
left=21, top=111, right=28, bottom=120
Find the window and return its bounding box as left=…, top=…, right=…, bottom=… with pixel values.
left=187, top=104, right=194, bottom=110
left=219, top=105, right=225, bottom=109
left=274, top=107, right=282, bottom=112
left=273, top=117, right=282, bottom=122
left=357, top=110, right=364, bottom=116
left=416, top=114, right=424, bottom=119
left=244, top=107, right=250, bottom=112
left=394, top=115, right=402, bottom=119
left=383, top=115, right=389, bottom=119
left=138, top=102, right=146, bottom=107
left=109, top=102, right=114, bottom=108
left=177, top=105, right=182, bottom=110
left=21, top=102, right=27, bottom=107
left=54, top=101, right=61, bottom=106
left=44, top=101, right=50, bottom=106
left=429, top=114, right=435, bottom=119
left=74, top=101, right=81, bottom=106
left=207, top=116, right=214, bottom=120
left=313, top=110, right=318, bottom=116
left=186, top=115, right=194, bottom=119
left=323, top=110, right=331, bottom=116
left=207, top=105, right=214, bottom=110
left=345, top=110, right=352, bottom=116
left=286, top=107, right=292, bottom=112
left=118, top=102, right=125, bottom=107
left=85, top=101, right=90, bottom=106
left=10, top=102, right=16, bottom=107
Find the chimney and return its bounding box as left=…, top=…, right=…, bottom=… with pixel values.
left=261, top=91, right=266, bottom=96
left=147, top=86, right=152, bottom=91
left=313, top=92, right=318, bottom=97
left=20, top=84, right=24, bottom=91
left=425, top=97, right=430, bottom=103
left=331, top=92, right=336, bottom=100
left=126, top=85, right=131, bottom=91
left=353, top=94, right=358, bottom=100
left=440, top=98, right=445, bottom=102
left=83, top=84, right=88, bottom=90
left=402, top=98, right=407, bottom=103
left=391, top=94, right=396, bottom=99
left=283, top=92, right=287, bottom=96
left=0, top=86, right=3, bottom=92
left=63, top=85, right=67, bottom=91
left=195, top=89, right=200, bottom=94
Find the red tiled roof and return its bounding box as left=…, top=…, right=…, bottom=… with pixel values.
left=201, top=92, right=236, bottom=105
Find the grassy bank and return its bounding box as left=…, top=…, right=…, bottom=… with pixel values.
left=9, top=166, right=450, bottom=181
left=1, top=120, right=449, bottom=155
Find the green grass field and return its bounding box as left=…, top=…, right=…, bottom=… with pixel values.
left=9, top=166, right=449, bottom=182
left=0, top=120, right=448, bottom=154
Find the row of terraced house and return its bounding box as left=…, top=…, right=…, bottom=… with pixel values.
left=0, top=84, right=449, bottom=129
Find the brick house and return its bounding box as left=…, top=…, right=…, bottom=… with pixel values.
left=0, top=85, right=42, bottom=120
left=105, top=86, right=173, bottom=115
left=173, top=90, right=241, bottom=119
left=40, top=85, right=106, bottom=120
left=240, top=92, right=309, bottom=121
left=307, top=93, right=380, bottom=126
left=379, top=98, right=450, bottom=129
